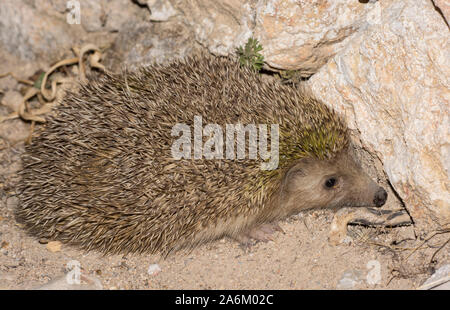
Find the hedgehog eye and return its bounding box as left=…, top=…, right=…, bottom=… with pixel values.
left=324, top=177, right=337, bottom=189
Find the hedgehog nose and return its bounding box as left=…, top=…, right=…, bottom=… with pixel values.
left=373, top=188, right=388, bottom=207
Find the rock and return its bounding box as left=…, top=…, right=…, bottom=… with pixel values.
left=0, top=75, right=18, bottom=91
left=46, top=241, right=62, bottom=253
left=65, top=0, right=147, bottom=33
left=108, top=19, right=194, bottom=69
left=336, top=270, right=364, bottom=289
left=172, top=0, right=253, bottom=56
left=1, top=90, right=23, bottom=112
left=0, top=0, right=82, bottom=62
left=432, top=0, right=450, bottom=23
left=147, top=264, right=161, bottom=275
left=308, top=0, right=450, bottom=233
left=47, top=0, right=69, bottom=13
left=420, top=264, right=450, bottom=290
left=4, top=0, right=385, bottom=78
left=136, top=0, right=385, bottom=77
left=0, top=51, right=40, bottom=84
left=147, top=0, right=177, bottom=21
left=79, top=1, right=105, bottom=32
left=0, top=0, right=391, bottom=78
left=168, top=0, right=382, bottom=76
left=254, top=0, right=378, bottom=75
left=0, top=0, right=148, bottom=65
left=104, top=0, right=148, bottom=32
left=433, top=281, right=450, bottom=290
left=0, top=119, right=30, bottom=143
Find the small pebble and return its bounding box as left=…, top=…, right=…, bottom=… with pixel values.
left=1, top=90, right=23, bottom=112
left=336, top=270, right=364, bottom=289
left=46, top=241, right=62, bottom=253
left=420, top=264, right=450, bottom=290
left=147, top=264, right=161, bottom=276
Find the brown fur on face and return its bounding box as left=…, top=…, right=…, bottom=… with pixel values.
left=276, top=150, right=387, bottom=218
left=223, top=150, right=388, bottom=246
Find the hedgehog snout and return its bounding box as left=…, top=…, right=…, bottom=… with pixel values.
left=373, top=187, right=388, bottom=207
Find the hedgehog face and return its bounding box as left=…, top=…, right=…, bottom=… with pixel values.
left=279, top=151, right=387, bottom=214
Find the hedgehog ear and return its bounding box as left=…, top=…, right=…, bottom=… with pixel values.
left=281, top=166, right=307, bottom=193
left=286, top=166, right=305, bottom=178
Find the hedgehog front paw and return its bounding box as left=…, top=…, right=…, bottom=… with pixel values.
left=248, top=222, right=285, bottom=242
left=235, top=222, right=285, bottom=249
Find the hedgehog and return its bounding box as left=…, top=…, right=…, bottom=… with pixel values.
left=15, top=54, right=388, bottom=256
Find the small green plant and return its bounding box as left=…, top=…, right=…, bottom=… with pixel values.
left=279, top=69, right=304, bottom=85
left=33, top=72, right=46, bottom=89
left=236, top=37, right=264, bottom=72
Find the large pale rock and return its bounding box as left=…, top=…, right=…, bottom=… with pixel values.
left=172, top=0, right=254, bottom=55
left=171, top=0, right=383, bottom=76
left=107, top=19, right=195, bottom=70
left=146, top=0, right=178, bottom=21
left=0, top=0, right=82, bottom=61
left=77, top=1, right=105, bottom=32
left=0, top=0, right=148, bottom=63
left=103, top=0, right=148, bottom=32
left=62, top=0, right=147, bottom=33
left=432, top=0, right=450, bottom=23
left=308, top=0, right=450, bottom=232
left=254, top=0, right=379, bottom=76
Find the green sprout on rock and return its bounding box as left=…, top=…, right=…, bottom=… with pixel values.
left=237, top=37, right=265, bottom=72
